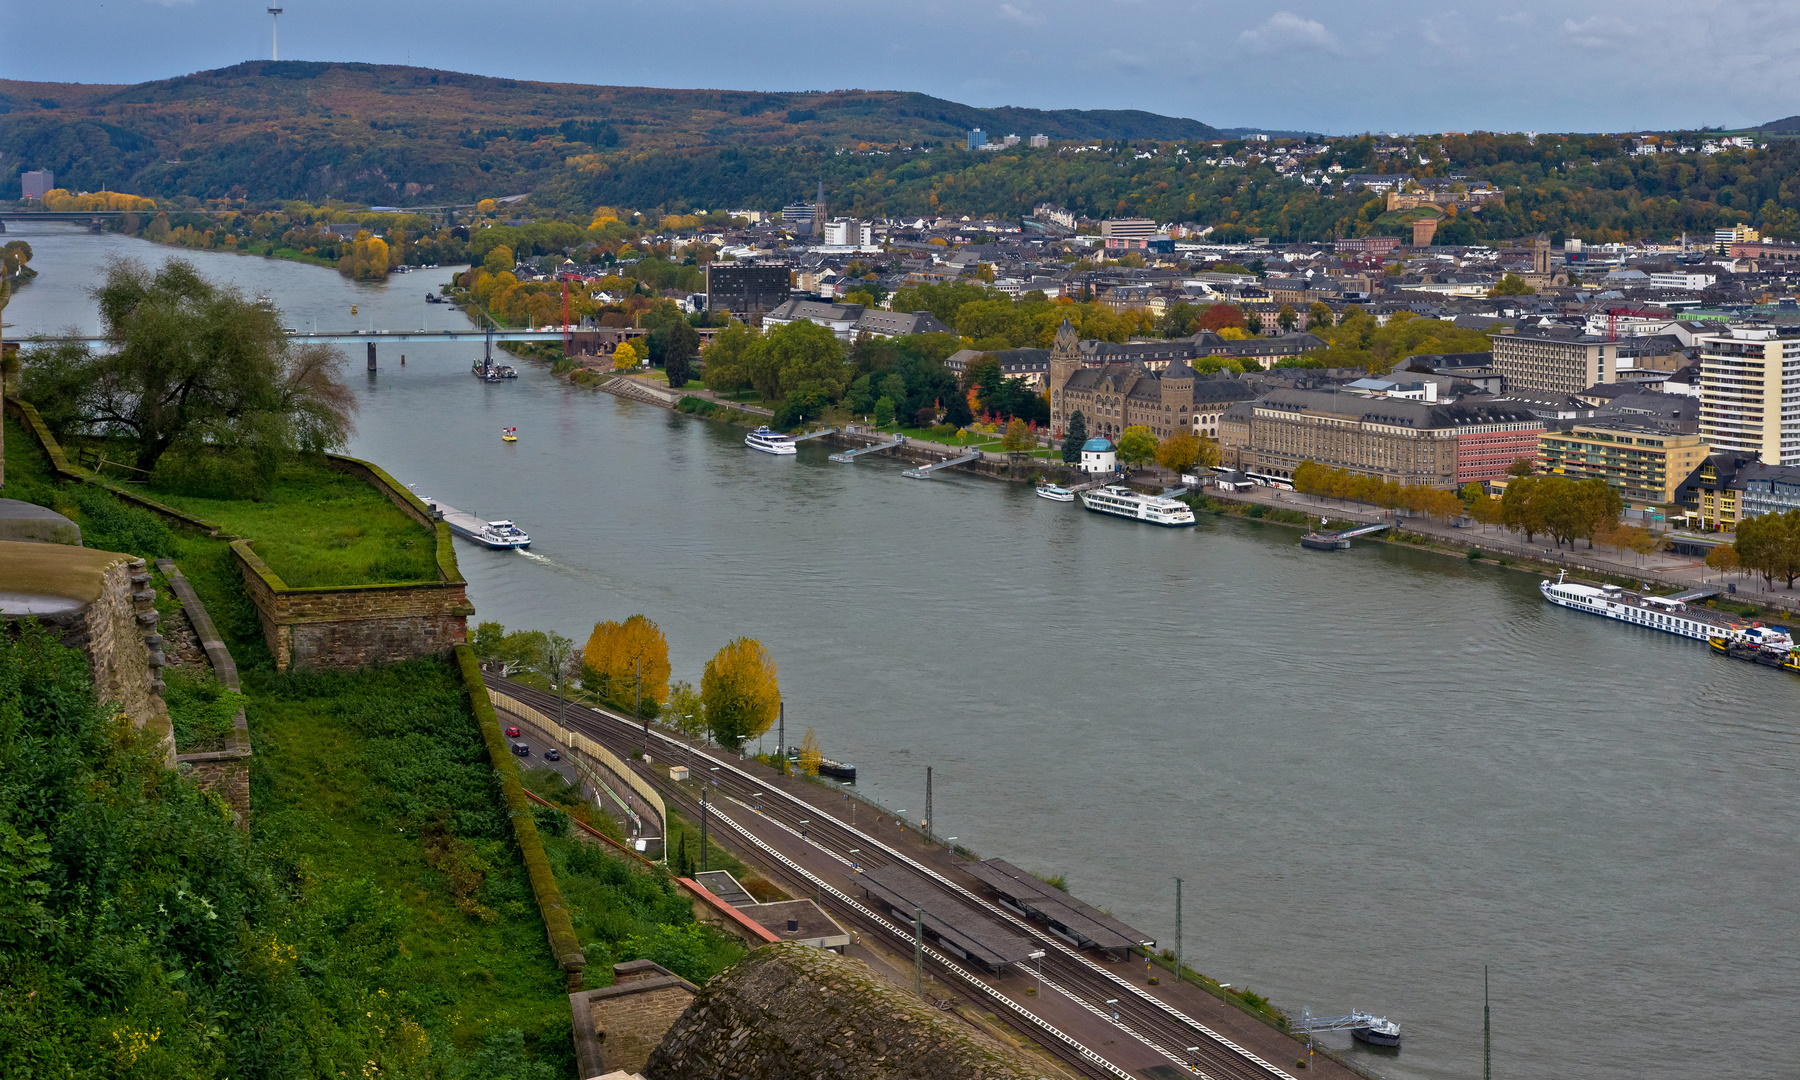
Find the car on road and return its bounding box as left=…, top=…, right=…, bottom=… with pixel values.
left=504, top=726, right=521, bottom=738
left=544, top=748, right=561, bottom=761
left=510, top=741, right=530, bottom=756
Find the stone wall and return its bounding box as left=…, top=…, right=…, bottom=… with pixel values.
left=571, top=961, right=700, bottom=1080
left=644, top=943, right=1053, bottom=1080
left=0, top=541, right=173, bottom=763
left=234, top=541, right=472, bottom=671
left=159, top=559, right=253, bottom=827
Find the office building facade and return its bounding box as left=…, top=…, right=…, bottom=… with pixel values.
left=704, top=264, right=792, bottom=317
left=1491, top=332, right=1617, bottom=395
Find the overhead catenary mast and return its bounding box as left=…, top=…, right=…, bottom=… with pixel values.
left=268, top=7, right=283, bottom=61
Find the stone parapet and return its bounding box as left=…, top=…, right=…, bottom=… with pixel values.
left=159, top=558, right=253, bottom=827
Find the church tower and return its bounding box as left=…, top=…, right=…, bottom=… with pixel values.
left=1049, top=318, right=1081, bottom=439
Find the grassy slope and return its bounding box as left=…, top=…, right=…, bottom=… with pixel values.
left=145, top=459, right=440, bottom=587
left=249, top=661, right=574, bottom=1063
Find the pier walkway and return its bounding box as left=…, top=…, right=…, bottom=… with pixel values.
left=790, top=427, right=837, bottom=443
left=829, top=438, right=904, bottom=463
left=903, top=451, right=982, bottom=479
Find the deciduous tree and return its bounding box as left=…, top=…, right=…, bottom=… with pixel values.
left=1155, top=431, right=1202, bottom=474
left=22, top=256, right=356, bottom=478
left=1001, top=417, right=1033, bottom=453
left=582, top=615, right=671, bottom=715
left=612, top=340, right=640, bottom=370
left=665, top=681, right=707, bottom=741
left=1117, top=425, right=1158, bottom=470
left=1705, top=542, right=1740, bottom=579
left=701, top=638, right=781, bottom=750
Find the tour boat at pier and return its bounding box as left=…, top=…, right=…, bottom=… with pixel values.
left=1035, top=482, right=1076, bottom=503
left=1539, top=571, right=1791, bottom=647
left=745, top=427, right=798, bottom=455
left=1350, top=1014, right=1402, bottom=1048
left=1079, top=485, right=1195, bottom=527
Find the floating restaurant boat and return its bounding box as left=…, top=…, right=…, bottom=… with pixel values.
left=1539, top=571, right=1791, bottom=647
left=745, top=426, right=798, bottom=456
left=1078, top=484, right=1195, bottom=526
left=1035, top=482, right=1076, bottom=503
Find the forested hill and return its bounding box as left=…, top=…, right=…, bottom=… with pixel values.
left=0, top=61, right=1217, bottom=204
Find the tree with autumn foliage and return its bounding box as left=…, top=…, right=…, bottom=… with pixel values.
left=337, top=231, right=391, bottom=281
left=1155, top=431, right=1210, bottom=474
left=612, top=340, right=640, bottom=370
left=701, top=638, right=781, bottom=751
left=1195, top=304, right=1246, bottom=333
left=582, top=614, right=671, bottom=717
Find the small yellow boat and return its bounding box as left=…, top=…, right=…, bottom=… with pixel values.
left=501, top=426, right=518, bottom=443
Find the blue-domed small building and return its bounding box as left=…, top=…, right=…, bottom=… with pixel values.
left=1079, top=437, right=1117, bottom=474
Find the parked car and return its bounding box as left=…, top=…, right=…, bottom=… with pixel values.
left=510, top=741, right=530, bottom=756
left=544, top=748, right=561, bottom=761
left=504, top=726, right=521, bottom=738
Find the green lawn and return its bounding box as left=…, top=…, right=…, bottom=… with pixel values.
left=146, top=460, right=440, bottom=587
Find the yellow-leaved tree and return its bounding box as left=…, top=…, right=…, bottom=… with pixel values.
left=581, top=614, right=670, bottom=716
left=337, top=232, right=391, bottom=281
left=613, top=340, right=639, bottom=370
left=799, top=728, right=822, bottom=777
left=701, top=638, right=780, bottom=750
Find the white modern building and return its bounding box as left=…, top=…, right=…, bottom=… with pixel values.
left=1698, top=325, right=1800, bottom=466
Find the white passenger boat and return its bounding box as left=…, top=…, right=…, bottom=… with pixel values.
left=1539, top=571, right=1790, bottom=646
left=1035, top=482, right=1076, bottom=503
left=1078, top=484, right=1195, bottom=526
left=1350, top=1014, right=1402, bottom=1048
left=745, top=426, right=798, bottom=455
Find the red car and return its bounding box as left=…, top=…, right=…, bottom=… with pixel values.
left=504, top=726, right=521, bottom=738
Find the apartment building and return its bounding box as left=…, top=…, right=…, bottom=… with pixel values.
left=1100, top=218, right=1158, bottom=250
left=1537, top=422, right=1709, bottom=508
left=1491, top=331, right=1618, bottom=395
left=1697, top=324, right=1800, bottom=466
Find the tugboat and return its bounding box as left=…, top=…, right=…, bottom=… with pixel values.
left=1350, top=1013, right=1402, bottom=1048
left=1708, top=631, right=1800, bottom=673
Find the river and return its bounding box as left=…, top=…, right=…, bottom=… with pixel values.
left=8, top=223, right=1798, bottom=1080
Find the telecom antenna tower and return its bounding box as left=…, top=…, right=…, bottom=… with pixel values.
left=268, top=7, right=283, bottom=60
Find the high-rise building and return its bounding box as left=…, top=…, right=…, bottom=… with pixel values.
left=1029, top=134, right=1049, bottom=148
left=20, top=170, right=53, bottom=200
left=967, top=129, right=986, bottom=149
left=1715, top=225, right=1760, bottom=253
left=1697, top=324, right=1800, bottom=466
left=1491, top=331, right=1617, bottom=395
left=822, top=219, right=872, bottom=247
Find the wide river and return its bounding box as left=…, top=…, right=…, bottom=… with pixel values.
left=10, top=224, right=1798, bottom=1080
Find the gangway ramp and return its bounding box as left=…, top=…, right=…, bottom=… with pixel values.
left=855, top=864, right=1034, bottom=971
left=966, top=859, right=1154, bottom=955
left=790, top=427, right=837, bottom=443
left=1332, top=521, right=1391, bottom=540
left=902, top=450, right=981, bottom=479
left=829, top=438, right=902, bottom=463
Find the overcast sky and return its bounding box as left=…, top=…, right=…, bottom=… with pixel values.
left=5, top=0, right=1796, bottom=133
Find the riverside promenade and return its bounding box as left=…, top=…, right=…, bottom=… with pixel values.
left=1213, top=485, right=1800, bottom=618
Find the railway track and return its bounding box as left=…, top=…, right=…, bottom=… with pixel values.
left=495, top=680, right=1303, bottom=1080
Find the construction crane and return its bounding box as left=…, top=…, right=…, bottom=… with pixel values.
left=1607, top=306, right=1671, bottom=341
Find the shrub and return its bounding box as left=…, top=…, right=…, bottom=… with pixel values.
left=64, top=483, right=173, bottom=557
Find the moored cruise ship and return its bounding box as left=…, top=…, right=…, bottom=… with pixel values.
left=1539, top=572, right=1791, bottom=647
left=744, top=426, right=798, bottom=455
left=1079, top=485, right=1196, bottom=527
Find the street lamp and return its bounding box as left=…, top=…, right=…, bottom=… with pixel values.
left=1105, top=998, right=1119, bottom=1020
left=1028, top=949, right=1045, bottom=997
